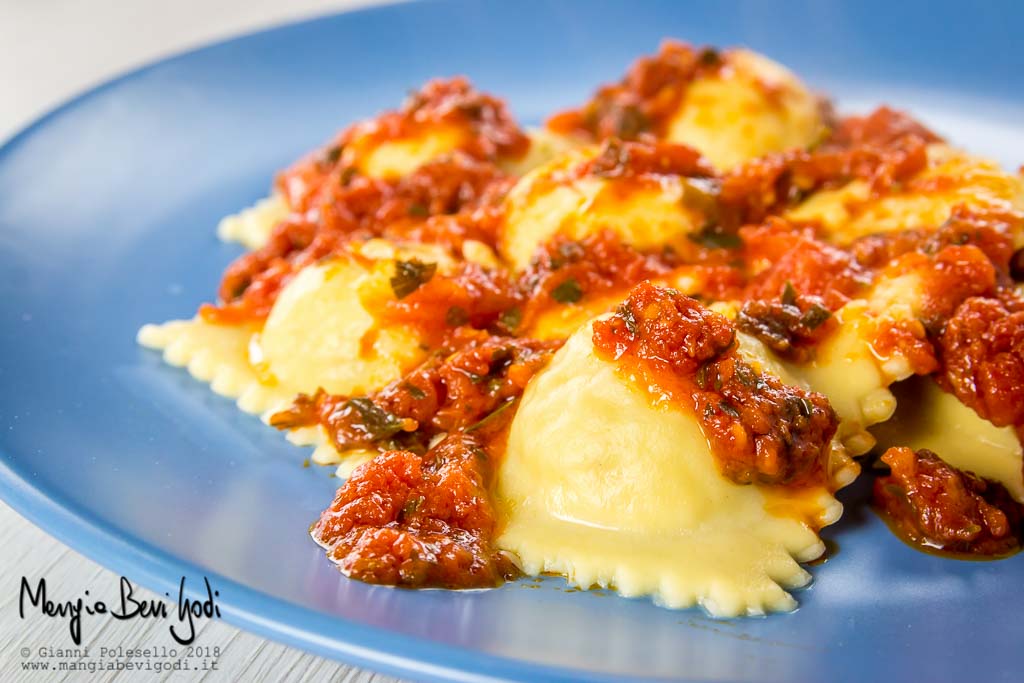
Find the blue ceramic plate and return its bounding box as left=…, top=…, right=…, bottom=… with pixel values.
left=2, top=1, right=1022, bottom=681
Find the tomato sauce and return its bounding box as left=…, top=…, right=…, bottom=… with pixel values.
left=873, top=447, right=1023, bottom=556
left=592, top=283, right=839, bottom=488
left=937, top=296, right=1024, bottom=428
left=360, top=230, right=678, bottom=347
left=311, top=435, right=517, bottom=588
left=740, top=219, right=870, bottom=309
left=283, top=331, right=558, bottom=589
left=546, top=40, right=724, bottom=140
left=719, top=114, right=936, bottom=226
left=201, top=153, right=513, bottom=325
left=271, top=331, right=560, bottom=455
left=574, top=137, right=715, bottom=180
left=279, top=77, right=529, bottom=213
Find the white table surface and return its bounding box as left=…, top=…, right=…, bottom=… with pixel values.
left=1, top=2, right=404, bottom=681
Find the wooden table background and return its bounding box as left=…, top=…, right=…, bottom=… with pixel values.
left=1, top=1, right=402, bottom=680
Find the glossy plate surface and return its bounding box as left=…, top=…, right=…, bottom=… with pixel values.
left=1, top=1, right=1022, bottom=681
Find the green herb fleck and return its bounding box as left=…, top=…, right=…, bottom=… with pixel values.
left=616, top=302, right=638, bottom=336
left=390, top=259, right=437, bottom=299
left=228, top=277, right=251, bottom=300
left=687, top=223, right=742, bottom=250
left=499, top=307, right=522, bottom=331
left=446, top=305, right=469, bottom=327
left=797, top=397, right=814, bottom=417
left=681, top=177, right=722, bottom=215
left=322, top=145, right=342, bottom=165
left=718, top=400, right=740, bottom=418
left=402, top=495, right=425, bottom=517
left=345, top=398, right=406, bottom=440
left=339, top=166, right=358, bottom=186
left=466, top=399, right=516, bottom=433
left=734, top=362, right=758, bottom=388
left=551, top=278, right=583, bottom=304
left=486, top=377, right=504, bottom=394
left=801, top=304, right=832, bottom=329
left=697, top=47, right=722, bottom=67
left=403, top=383, right=426, bottom=400
left=407, top=202, right=430, bottom=218
left=781, top=281, right=798, bottom=307
left=696, top=362, right=713, bottom=390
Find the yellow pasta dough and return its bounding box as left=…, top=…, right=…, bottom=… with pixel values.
left=665, top=49, right=826, bottom=170
left=729, top=268, right=931, bottom=456
left=787, top=144, right=1024, bottom=245
left=139, top=246, right=450, bottom=469
left=216, top=195, right=289, bottom=250
left=499, top=147, right=708, bottom=269
left=872, top=376, right=1024, bottom=502
left=218, top=129, right=575, bottom=251
left=496, top=320, right=851, bottom=616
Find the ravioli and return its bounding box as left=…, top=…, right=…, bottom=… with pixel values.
left=524, top=290, right=626, bottom=340
left=139, top=249, right=440, bottom=467
left=499, top=127, right=581, bottom=178
left=219, top=129, right=573, bottom=251
left=143, top=46, right=1024, bottom=602
left=872, top=376, right=1024, bottom=502
left=787, top=144, right=1024, bottom=244
left=665, top=49, right=826, bottom=170
left=499, top=145, right=711, bottom=269
left=737, top=301, right=905, bottom=457
left=216, top=195, right=289, bottom=250
left=347, top=121, right=470, bottom=180
left=725, top=243, right=943, bottom=456
left=496, top=320, right=851, bottom=616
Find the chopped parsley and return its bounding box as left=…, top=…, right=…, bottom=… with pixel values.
left=499, top=307, right=522, bottom=331
left=402, top=495, right=425, bottom=517
left=697, top=47, right=722, bottom=67
left=344, top=398, right=406, bottom=440
left=339, top=166, right=358, bottom=186
left=801, top=304, right=832, bottom=329
left=390, top=259, right=437, bottom=299
left=616, top=302, right=638, bottom=336
left=781, top=281, right=798, bottom=307
left=797, top=397, right=814, bottom=418
left=403, top=383, right=427, bottom=400
left=687, top=223, right=742, bottom=250
left=695, top=361, right=713, bottom=390
left=466, top=399, right=516, bottom=433
left=446, top=306, right=469, bottom=327
left=551, top=278, right=583, bottom=304
left=322, top=145, right=342, bottom=165
left=718, top=400, right=740, bottom=419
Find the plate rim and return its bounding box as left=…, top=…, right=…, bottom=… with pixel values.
left=0, top=2, right=645, bottom=681
left=0, top=462, right=635, bottom=683
left=5, top=1, right=1022, bottom=682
